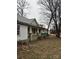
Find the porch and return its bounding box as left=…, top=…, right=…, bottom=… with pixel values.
left=28, top=26, right=48, bottom=41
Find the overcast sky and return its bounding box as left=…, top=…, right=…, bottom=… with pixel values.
left=26, top=0, right=48, bottom=28
left=27, top=0, right=40, bottom=22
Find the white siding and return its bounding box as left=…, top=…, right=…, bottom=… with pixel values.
left=17, top=25, right=28, bottom=41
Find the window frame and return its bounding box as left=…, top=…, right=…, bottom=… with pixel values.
left=17, top=24, right=20, bottom=35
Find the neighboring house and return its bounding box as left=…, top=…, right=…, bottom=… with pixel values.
left=17, top=15, right=48, bottom=42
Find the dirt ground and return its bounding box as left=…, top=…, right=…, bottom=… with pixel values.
left=17, top=35, right=61, bottom=59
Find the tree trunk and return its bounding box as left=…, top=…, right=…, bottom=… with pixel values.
left=53, top=13, right=60, bottom=38
left=21, top=9, right=24, bottom=16
left=47, top=13, right=53, bottom=34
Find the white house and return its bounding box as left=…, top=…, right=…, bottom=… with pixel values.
left=17, top=15, right=48, bottom=42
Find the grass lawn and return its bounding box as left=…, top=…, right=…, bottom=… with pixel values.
left=17, top=35, right=61, bottom=59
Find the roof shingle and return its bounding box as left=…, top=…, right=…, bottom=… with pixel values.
left=17, top=15, right=39, bottom=27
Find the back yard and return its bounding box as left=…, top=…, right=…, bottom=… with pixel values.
left=17, top=35, right=61, bottom=59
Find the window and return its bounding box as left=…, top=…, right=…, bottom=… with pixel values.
left=17, top=24, right=20, bottom=35
left=39, top=29, right=41, bottom=33
left=32, top=28, right=35, bottom=34
left=32, top=28, right=37, bottom=34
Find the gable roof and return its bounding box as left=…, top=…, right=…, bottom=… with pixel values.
left=17, top=15, right=48, bottom=30
left=17, top=15, right=39, bottom=27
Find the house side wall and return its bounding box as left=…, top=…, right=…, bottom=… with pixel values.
left=17, top=25, right=28, bottom=41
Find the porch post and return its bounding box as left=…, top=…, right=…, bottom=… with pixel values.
left=29, top=27, right=32, bottom=41
left=30, top=27, right=32, bottom=33
left=37, top=28, right=39, bottom=34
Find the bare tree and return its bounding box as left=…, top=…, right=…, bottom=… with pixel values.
left=38, top=0, right=61, bottom=37
left=17, top=0, right=29, bottom=16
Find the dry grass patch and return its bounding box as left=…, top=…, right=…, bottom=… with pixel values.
left=17, top=35, right=61, bottom=59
